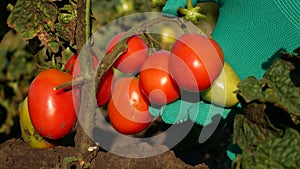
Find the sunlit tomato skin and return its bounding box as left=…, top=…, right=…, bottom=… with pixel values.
left=139, top=50, right=180, bottom=105
left=106, top=32, right=149, bottom=73
left=65, top=53, right=99, bottom=77
left=169, top=34, right=224, bottom=92
left=107, top=77, right=152, bottom=135
left=28, top=69, right=77, bottom=139
left=96, top=67, right=114, bottom=107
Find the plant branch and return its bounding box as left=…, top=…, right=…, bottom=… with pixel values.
left=74, top=0, right=97, bottom=167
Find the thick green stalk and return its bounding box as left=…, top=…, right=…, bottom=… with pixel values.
left=74, top=0, right=97, bottom=167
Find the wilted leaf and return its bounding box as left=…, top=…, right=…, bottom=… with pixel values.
left=56, top=4, right=76, bottom=44
left=7, top=0, right=58, bottom=40
left=233, top=50, right=300, bottom=169
left=238, top=52, right=300, bottom=125
left=7, top=0, right=77, bottom=53
left=233, top=128, right=300, bottom=169
left=233, top=112, right=283, bottom=150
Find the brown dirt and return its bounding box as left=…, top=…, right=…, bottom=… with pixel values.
left=0, top=115, right=234, bottom=169
left=0, top=138, right=209, bottom=169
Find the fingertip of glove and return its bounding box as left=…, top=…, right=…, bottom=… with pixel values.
left=149, top=104, right=166, bottom=117
left=188, top=102, right=232, bottom=126
left=226, top=143, right=242, bottom=161
left=161, top=100, right=191, bottom=124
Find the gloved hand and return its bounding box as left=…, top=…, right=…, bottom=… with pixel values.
left=151, top=0, right=300, bottom=160
left=152, top=0, right=300, bottom=126
left=149, top=100, right=232, bottom=126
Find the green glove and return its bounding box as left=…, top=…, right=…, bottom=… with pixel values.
left=156, top=0, right=300, bottom=125
left=154, top=0, right=300, bottom=160
left=149, top=100, right=231, bottom=126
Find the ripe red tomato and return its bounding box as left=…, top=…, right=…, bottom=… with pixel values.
left=139, top=50, right=180, bottom=105
left=107, top=77, right=152, bottom=135
left=65, top=52, right=99, bottom=77
left=28, top=69, right=77, bottom=139
left=169, top=34, right=224, bottom=92
left=96, top=67, right=114, bottom=107
left=106, top=32, right=149, bottom=73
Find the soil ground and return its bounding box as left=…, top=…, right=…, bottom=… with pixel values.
left=0, top=138, right=210, bottom=169
left=0, top=118, right=233, bottom=169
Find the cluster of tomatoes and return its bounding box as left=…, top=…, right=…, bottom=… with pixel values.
left=20, top=31, right=224, bottom=149
left=96, top=32, right=224, bottom=135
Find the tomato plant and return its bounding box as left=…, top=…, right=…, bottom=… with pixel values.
left=28, top=69, right=78, bottom=139
left=107, top=77, right=152, bottom=135
left=106, top=32, right=149, bottom=73
left=169, top=33, right=224, bottom=91
left=139, top=50, right=180, bottom=105
left=96, top=67, right=114, bottom=107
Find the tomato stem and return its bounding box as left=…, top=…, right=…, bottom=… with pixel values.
left=143, top=32, right=160, bottom=53
left=85, top=0, right=91, bottom=43
left=74, top=0, right=98, bottom=165
left=53, top=76, right=87, bottom=91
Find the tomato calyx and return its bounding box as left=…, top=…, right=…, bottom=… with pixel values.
left=177, top=0, right=206, bottom=25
